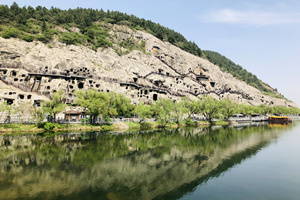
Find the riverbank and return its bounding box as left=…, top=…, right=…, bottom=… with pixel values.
left=0, top=123, right=101, bottom=135
left=0, top=120, right=220, bottom=135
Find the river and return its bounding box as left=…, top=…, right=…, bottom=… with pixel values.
left=0, top=122, right=299, bottom=200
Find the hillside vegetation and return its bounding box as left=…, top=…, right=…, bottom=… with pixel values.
left=204, top=50, right=286, bottom=100
left=0, top=2, right=203, bottom=56
left=0, top=2, right=284, bottom=99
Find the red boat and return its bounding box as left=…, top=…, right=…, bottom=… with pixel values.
left=267, top=116, right=292, bottom=123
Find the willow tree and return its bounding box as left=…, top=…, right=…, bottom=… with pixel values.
left=219, top=98, right=238, bottom=120
left=152, top=98, right=174, bottom=127
left=133, top=102, right=153, bottom=123
left=75, top=90, right=108, bottom=124
left=106, top=92, right=133, bottom=117
left=182, top=98, right=199, bottom=119
left=42, top=90, right=66, bottom=122
left=75, top=90, right=133, bottom=124
left=172, top=100, right=188, bottom=124
left=0, top=102, right=17, bottom=123
left=198, top=95, right=221, bottom=123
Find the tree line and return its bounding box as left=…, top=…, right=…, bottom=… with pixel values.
left=1, top=89, right=299, bottom=126
left=37, top=90, right=300, bottom=126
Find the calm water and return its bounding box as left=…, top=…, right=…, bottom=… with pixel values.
left=0, top=122, right=300, bottom=200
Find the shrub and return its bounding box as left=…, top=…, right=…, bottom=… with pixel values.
left=135, top=25, right=143, bottom=31
left=38, top=122, right=56, bottom=131
left=36, top=33, right=52, bottom=43
left=117, top=20, right=133, bottom=27
left=60, top=32, right=86, bottom=45
left=185, top=118, right=195, bottom=126
left=81, top=118, right=89, bottom=123
left=22, top=34, right=34, bottom=42
left=96, top=37, right=112, bottom=48
left=44, top=122, right=55, bottom=131
left=2, top=27, right=19, bottom=38
left=36, top=34, right=47, bottom=42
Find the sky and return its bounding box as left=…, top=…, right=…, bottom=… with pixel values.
left=2, top=0, right=300, bottom=106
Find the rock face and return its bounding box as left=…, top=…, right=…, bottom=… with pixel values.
left=0, top=24, right=297, bottom=107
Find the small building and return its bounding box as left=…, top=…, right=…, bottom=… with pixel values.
left=64, top=109, right=86, bottom=122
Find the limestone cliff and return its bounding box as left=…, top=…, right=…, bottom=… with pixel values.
left=0, top=24, right=297, bottom=107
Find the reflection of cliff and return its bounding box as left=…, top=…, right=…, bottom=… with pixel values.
left=0, top=126, right=287, bottom=200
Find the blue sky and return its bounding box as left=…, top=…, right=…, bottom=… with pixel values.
left=2, top=0, right=300, bottom=106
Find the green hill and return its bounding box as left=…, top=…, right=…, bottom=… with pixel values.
left=0, top=2, right=203, bottom=57
left=0, top=2, right=285, bottom=99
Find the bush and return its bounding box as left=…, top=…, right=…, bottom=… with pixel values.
left=36, top=33, right=52, bottom=43
left=2, top=27, right=19, bottom=38
left=22, top=34, right=34, bottom=42
left=38, top=122, right=56, bottom=131
left=60, top=32, right=86, bottom=45
left=185, top=118, right=195, bottom=126
left=81, top=118, right=89, bottom=123
left=96, top=37, right=112, bottom=48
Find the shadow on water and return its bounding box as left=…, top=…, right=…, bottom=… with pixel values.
left=0, top=122, right=297, bottom=200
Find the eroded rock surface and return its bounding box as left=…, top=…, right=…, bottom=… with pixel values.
left=0, top=25, right=297, bottom=108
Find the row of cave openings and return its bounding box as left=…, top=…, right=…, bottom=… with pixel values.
left=0, top=69, right=30, bottom=82
left=41, top=66, right=92, bottom=77
left=3, top=91, right=32, bottom=100
left=137, top=89, right=159, bottom=101
left=0, top=96, right=40, bottom=107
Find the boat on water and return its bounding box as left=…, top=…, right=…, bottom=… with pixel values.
left=267, top=116, right=292, bottom=123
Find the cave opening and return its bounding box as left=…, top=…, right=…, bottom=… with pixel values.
left=78, top=82, right=84, bottom=89
left=153, top=94, right=158, bottom=101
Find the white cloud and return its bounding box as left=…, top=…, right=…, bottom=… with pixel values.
left=202, top=9, right=300, bottom=26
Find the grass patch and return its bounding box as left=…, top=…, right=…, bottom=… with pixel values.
left=101, top=124, right=114, bottom=131
left=211, top=121, right=229, bottom=125
left=0, top=124, right=43, bottom=134
left=53, top=123, right=100, bottom=131
left=0, top=123, right=100, bottom=134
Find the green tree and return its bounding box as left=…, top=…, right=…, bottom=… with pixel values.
left=42, top=90, right=66, bottom=122
left=75, top=89, right=108, bottom=124
left=41, top=21, right=48, bottom=32
left=172, top=100, right=188, bottom=123
left=272, top=106, right=288, bottom=115
left=198, top=95, right=221, bottom=123
left=0, top=101, right=17, bottom=123
left=106, top=92, right=133, bottom=117
left=240, top=104, right=255, bottom=116
left=152, top=98, right=174, bottom=127
left=182, top=98, right=199, bottom=118
left=31, top=106, right=44, bottom=123
left=133, top=102, right=153, bottom=123
left=219, top=98, right=238, bottom=120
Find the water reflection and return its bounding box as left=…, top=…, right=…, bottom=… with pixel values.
left=0, top=123, right=294, bottom=200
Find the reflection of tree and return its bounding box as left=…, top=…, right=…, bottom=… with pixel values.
left=0, top=125, right=289, bottom=200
